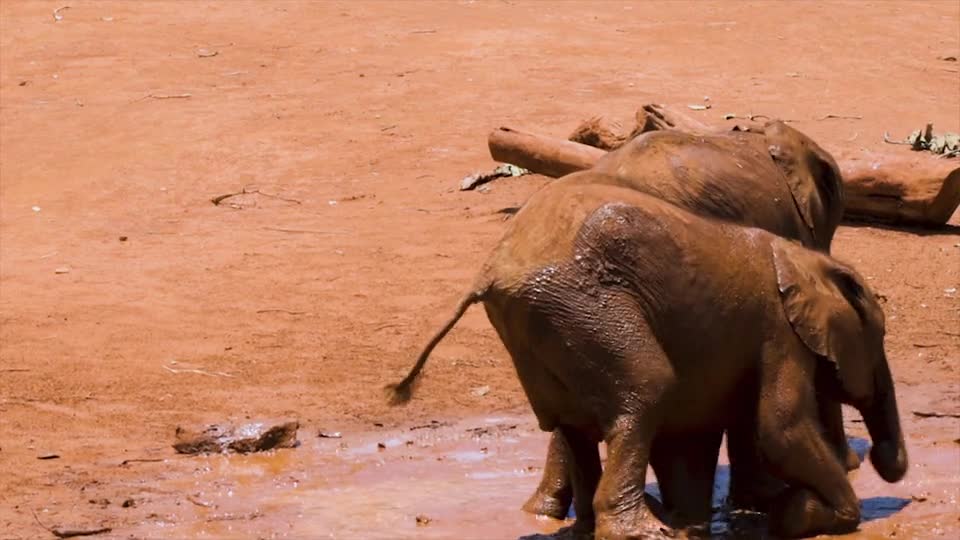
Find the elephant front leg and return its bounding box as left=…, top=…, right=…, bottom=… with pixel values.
left=593, top=418, right=661, bottom=540
left=523, top=429, right=574, bottom=519
left=650, top=431, right=722, bottom=531
left=726, top=423, right=787, bottom=512
left=815, top=363, right=861, bottom=471
left=817, top=393, right=861, bottom=471
left=759, top=397, right=861, bottom=536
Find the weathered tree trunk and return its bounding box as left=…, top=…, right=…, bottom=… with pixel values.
left=487, top=115, right=960, bottom=226
left=488, top=127, right=605, bottom=178
left=839, top=152, right=960, bottom=225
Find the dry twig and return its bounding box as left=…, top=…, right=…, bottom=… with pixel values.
left=119, top=458, right=164, bottom=466
left=211, top=186, right=301, bottom=206
left=187, top=495, right=214, bottom=508
left=53, top=6, right=70, bottom=22
left=913, top=410, right=960, bottom=419
left=163, top=365, right=234, bottom=378
left=132, top=93, right=193, bottom=103
left=262, top=226, right=349, bottom=235
left=883, top=132, right=912, bottom=145
left=32, top=510, right=111, bottom=538
left=816, top=114, right=863, bottom=120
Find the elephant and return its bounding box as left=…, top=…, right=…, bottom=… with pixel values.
left=387, top=177, right=907, bottom=538
left=524, top=120, right=854, bottom=520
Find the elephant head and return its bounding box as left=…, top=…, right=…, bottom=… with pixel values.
left=772, top=239, right=907, bottom=483
left=764, top=121, right=845, bottom=253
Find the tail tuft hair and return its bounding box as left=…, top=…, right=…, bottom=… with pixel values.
left=384, top=381, right=415, bottom=406
left=381, top=286, right=487, bottom=406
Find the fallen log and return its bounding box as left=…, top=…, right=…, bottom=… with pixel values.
left=839, top=151, right=960, bottom=225
left=488, top=126, right=605, bottom=179
left=487, top=124, right=960, bottom=227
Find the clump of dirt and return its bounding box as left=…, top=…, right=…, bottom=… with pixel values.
left=173, top=421, right=300, bottom=455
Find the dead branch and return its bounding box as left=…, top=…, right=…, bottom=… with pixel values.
left=816, top=114, right=863, bottom=120
left=32, top=510, right=111, bottom=538
left=488, top=126, right=605, bottom=177
left=162, top=365, right=234, bottom=378
left=883, top=132, right=912, bottom=145
left=53, top=6, right=70, bottom=22
left=187, top=495, right=214, bottom=508
left=146, top=93, right=192, bottom=100
left=119, top=458, right=164, bottom=466
left=913, top=410, right=960, bottom=419
left=211, top=187, right=301, bottom=206
left=262, top=226, right=350, bottom=235
left=256, top=309, right=308, bottom=315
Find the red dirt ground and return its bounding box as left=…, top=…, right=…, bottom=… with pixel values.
left=1, top=1, right=958, bottom=538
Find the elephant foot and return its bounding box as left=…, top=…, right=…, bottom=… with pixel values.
left=570, top=516, right=596, bottom=539
left=595, top=507, right=668, bottom=540
left=768, top=488, right=859, bottom=538
left=522, top=489, right=572, bottom=519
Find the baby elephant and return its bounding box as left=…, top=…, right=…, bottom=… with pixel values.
left=388, top=175, right=907, bottom=538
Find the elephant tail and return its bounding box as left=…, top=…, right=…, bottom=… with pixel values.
left=385, top=284, right=489, bottom=405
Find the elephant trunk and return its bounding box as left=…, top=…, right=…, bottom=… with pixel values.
left=861, top=366, right=908, bottom=483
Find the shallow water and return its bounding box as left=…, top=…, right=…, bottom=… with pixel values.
left=120, top=411, right=959, bottom=539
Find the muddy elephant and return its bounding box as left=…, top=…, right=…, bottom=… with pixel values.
left=388, top=178, right=907, bottom=538
left=525, top=120, right=854, bottom=521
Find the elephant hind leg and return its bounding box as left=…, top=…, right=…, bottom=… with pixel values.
left=522, top=429, right=574, bottom=519
left=557, top=426, right=601, bottom=534
left=593, top=415, right=666, bottom=540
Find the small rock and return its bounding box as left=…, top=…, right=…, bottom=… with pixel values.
left=31, top=206, right=41, bottom=212
left=122, top=498, right=136, bottom=508
left=471, top=385, right=490, bottom=397
left=911, top=493, right=929, bottom=502
left=415, top=514, right=432, bottom=526
left=377, top=442, right=386, bottom=451
left=945, top=287, right=956, bottom=295
left=54, top=267, right=70, bottom=274
left=37, top=453, right=60, bottom=460
left=119, top=236, right=128, bottom=242
left=318, top=430, right=342, bottom=439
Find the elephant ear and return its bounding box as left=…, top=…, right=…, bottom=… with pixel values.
left=765, top=121, right=844, bottom=247
left=771, top=239, right=872, bottom=401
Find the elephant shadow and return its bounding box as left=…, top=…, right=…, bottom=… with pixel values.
left=517, top=440, right=910, bottom=539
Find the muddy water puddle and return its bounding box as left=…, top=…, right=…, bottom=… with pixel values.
left=112, top=410, right=959, bottom=539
